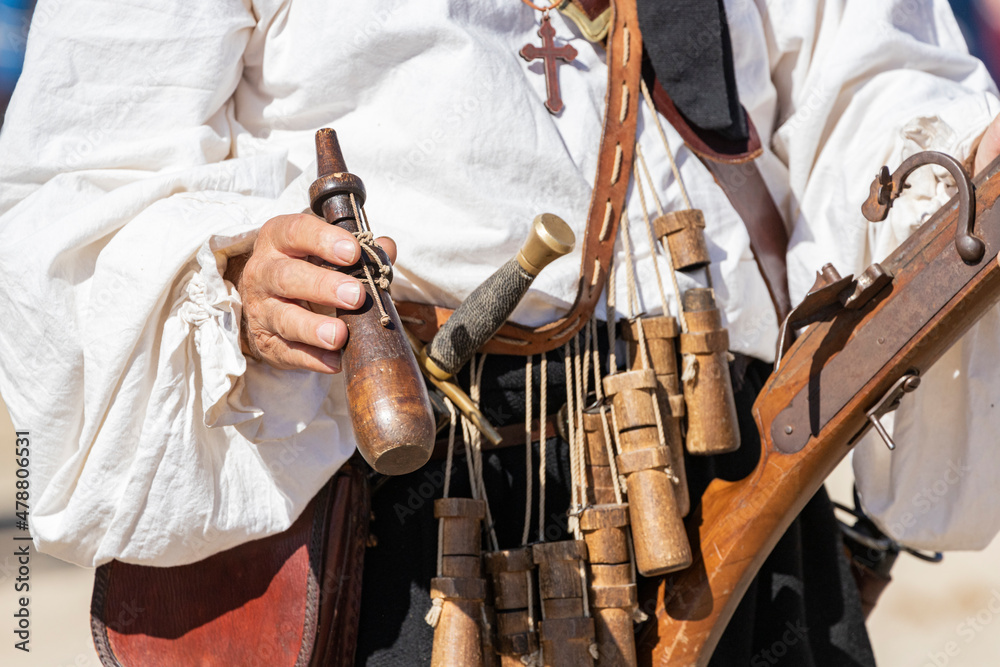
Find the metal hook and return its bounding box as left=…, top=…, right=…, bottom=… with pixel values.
left=862, top=151, right=983, bottom=264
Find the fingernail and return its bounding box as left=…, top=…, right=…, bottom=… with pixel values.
left=337, top=281, right=362, bottom=306
left=322, top=351, right=342, bottom=372
left=335, top=239, right=358, bottom=263
left=318, top=322, right=338, bottom=346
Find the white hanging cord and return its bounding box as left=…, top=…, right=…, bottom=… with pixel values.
left=636, top=106, right=713, bottom=291
left=522, top=355, right=534, bottom=546
left=442, top=397, right=458, bottom=498
left=606, top=254, right=618, bottom=376
left=599, top=406, right=625, bottom=504
left=639, top=78, right=693, bottom=210
left=590, top=318, right=604, bottom=402
left=633, top=311, right=651, bottom=371
left=573, top=343, right=594, bottom=621
left=635, top=320, right=676, bottom=481
left=468, top=354, right=500, bottom=552
left=620, top=209, right=661, bottom=375
left=581, top=320, right=593, bottom=402
left=633, top=150, right=689, bottom=335
left=460, top=419, right=479, bottom=500
left=634, top=142, right=667, bottom=218
left=632, top=157, right=673, bottom=316
left=620, top=212, right=641, bottom=321
left=436, top=398, right=460, bottom=579
left=608, top=405, right=629, bottom=492
left=563, top=340, right=583, bottom=540
left=538, top=353, right=549, bottom=543
left=574, top=331, right=590, bottom=510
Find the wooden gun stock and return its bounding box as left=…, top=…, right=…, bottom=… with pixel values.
left=637, top=153, right=1000, bottom=666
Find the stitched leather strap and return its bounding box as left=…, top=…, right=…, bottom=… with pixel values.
left=399, top=0, right=792, bottom=354
left=397, top=0, right=642, bottom=355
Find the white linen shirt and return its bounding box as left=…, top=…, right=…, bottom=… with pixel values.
left=0, top=0, right=997, bottom=566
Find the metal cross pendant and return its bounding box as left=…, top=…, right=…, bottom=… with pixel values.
left=519, top=14, right=578, bottom=115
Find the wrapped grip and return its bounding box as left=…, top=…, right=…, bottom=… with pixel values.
left=425, top=213, right=574, bottom=377
left=428, top=258, right=535, bottom=375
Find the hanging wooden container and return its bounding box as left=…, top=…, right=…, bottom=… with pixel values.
left=653, top=209, right=710, bottom=272
left=532, top=541, right=596, bottom=667
left=483, top=547, right=538, bottom=666
left=431, top=498, right=487, bottom=667
left=602, top=369, right=691, bottom=577
left=580, top=504, right=637, bottom=667
left=679, top=288, right=740, bottom=455
left=582, top=408, right=618, bottom=506
left=621, top=316, right=690, bottom=517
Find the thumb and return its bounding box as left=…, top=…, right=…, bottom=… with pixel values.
left=375, top=236, right=398, bottom=264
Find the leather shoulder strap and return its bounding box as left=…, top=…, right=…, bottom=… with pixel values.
left=397, top=0, right=643, bottom=355
left=645, top=75, right=791, bottom=322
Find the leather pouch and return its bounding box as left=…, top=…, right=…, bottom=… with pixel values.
left=90, top=459, right=370, bottom=667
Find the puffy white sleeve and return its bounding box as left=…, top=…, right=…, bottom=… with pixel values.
left=0, top=0, right=355, bottom=566
left=756, top=0, right=1000, bottom=549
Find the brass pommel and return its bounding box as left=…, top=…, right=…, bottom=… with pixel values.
left=516, top=213, right=575, bottom=275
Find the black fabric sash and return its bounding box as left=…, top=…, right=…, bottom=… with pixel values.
left=636, top=0, right=748, bottom=142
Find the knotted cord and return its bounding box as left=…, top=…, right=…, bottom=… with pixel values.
left=349, top=193, right=393, bottom=326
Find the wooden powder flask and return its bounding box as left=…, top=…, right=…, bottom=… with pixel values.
left=431, top=498, right=488, bottom=667
left=582, top=407, right=618, bottom=506
left=308, top=129, right=436, bottom=476
left=654, top=209, right=711, bottom=272
left=483, top=547, right=538, bottom=665
left=580, top=505, right=638, bottom=667
left=679, top=288, right=740, bottom=455
left=602, top=369, right=692, bottom=577
left=620, top=316, right=690, bottom=517
left=532, top=540, right=596, bottom=667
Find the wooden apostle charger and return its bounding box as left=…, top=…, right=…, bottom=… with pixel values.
left=638, top=152, right=1000, bottom=665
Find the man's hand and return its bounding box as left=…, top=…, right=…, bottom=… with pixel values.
left=225, top=213, right=397, bottom=374
left=974, top=113, right=1000, bottom=176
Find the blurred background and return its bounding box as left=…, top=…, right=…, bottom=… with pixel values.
left=2, top=0, right=1000, bottom=665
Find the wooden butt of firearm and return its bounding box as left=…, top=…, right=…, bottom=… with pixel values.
left=431, top=498, right=487, bottom=667
left=483, top=547, right=539, bottom=663
left=680, top=288, right=740, bottom=455
left=603, top=370, right=692, bottom=577
left=580, top=504, right=638, bottom=667
left=654, top=209, right=711, bottom=272
left=622, top=316, right=690, bottom=517
left=532, top=540, right=596, bottom=667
